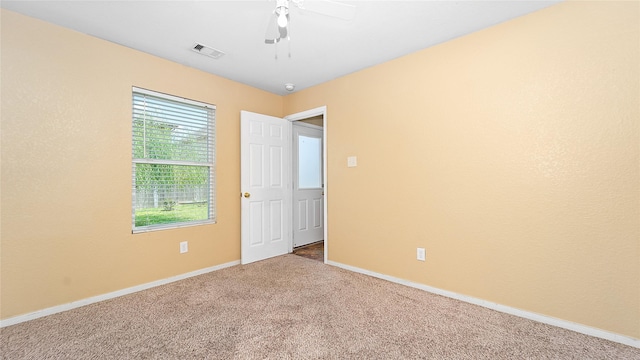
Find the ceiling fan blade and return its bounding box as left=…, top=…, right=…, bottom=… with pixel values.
left=297, top=0, right=356, bottom=21
left=265, top=12, right=281, bottom=44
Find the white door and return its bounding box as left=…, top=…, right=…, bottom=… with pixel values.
left=240, top=111, right=291, bottom=264
left=292, top=123, right=324, bottom=247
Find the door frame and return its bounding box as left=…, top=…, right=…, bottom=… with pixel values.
left=285, top=106, right=327, bottom=263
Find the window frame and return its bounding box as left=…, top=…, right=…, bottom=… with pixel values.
left=131, top=87, right=216, bottom=233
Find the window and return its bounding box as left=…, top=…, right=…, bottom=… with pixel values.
left=132, top=87, right=215, bottom=232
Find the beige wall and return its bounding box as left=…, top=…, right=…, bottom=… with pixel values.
left=0, top=10, right=282, bottom=319
left=285, top=1, right=639, bottom=339
left=2, top=1, right=639, bottom=341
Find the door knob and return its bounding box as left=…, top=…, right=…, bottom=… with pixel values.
left=243, top=192, right=251, bottom=198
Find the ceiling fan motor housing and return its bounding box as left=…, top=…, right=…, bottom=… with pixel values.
left=275, top=0, right=289, bottom=16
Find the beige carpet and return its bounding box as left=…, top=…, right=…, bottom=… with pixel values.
left=1, top=254, right=638, bottom=359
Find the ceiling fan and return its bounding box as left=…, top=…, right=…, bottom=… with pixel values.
left=264, top=0, right=356, bottom=48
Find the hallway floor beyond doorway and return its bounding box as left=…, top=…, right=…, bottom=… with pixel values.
left=292, top=241, right=324, bottom=262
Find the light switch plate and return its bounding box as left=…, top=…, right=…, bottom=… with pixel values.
left=347, top=156, right=357, bottom=167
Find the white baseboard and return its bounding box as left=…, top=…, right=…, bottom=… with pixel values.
left=0, top=260, right=240, bottom=328
left=327, top=260, right=640, bottom=349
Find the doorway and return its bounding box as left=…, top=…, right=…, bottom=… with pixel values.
left=285, top=107, right=327, bottom=263
left=240, top=107, right=327, bottom=264
left=292, top=120, right=323, bottom=248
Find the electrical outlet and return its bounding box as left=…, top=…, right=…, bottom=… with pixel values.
left=180, top=241, right=188, bottom=254
left=417, top=247, right=426, bottom=261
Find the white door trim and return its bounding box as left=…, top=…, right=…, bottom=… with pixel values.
left=285, top=106, right=327, bottom=263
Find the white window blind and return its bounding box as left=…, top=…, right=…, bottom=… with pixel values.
left=132, top=87, right=216, bottom=232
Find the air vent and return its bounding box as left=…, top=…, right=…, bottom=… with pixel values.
left=191, top=43, right=225, bottom=59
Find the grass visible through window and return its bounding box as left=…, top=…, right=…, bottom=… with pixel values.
left=135, top=203, right=208, bottom=227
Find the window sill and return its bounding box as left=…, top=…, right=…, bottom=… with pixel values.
left=132, top=219, right=216, bottom=234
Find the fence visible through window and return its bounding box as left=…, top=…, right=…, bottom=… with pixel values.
left=131, top=87, right=216, bottom=232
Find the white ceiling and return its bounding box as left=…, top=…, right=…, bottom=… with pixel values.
left=1, top=0, right=561, bottom=95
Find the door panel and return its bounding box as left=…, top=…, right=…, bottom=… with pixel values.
left=293, top=123, right=324, bottom=247
left=270, top=199, right=283, bottom=241
left=270, top=146, right=283, bottom=186
left=313, top=198, right=322, bottom=228
left=297, top=199, right=308, bottom=230
left=249, top=202, right=264, bottom=246
left=241, top=111, right=291, bottom=264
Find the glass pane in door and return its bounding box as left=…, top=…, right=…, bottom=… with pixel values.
left=298, top=135, right=322, bottom=189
